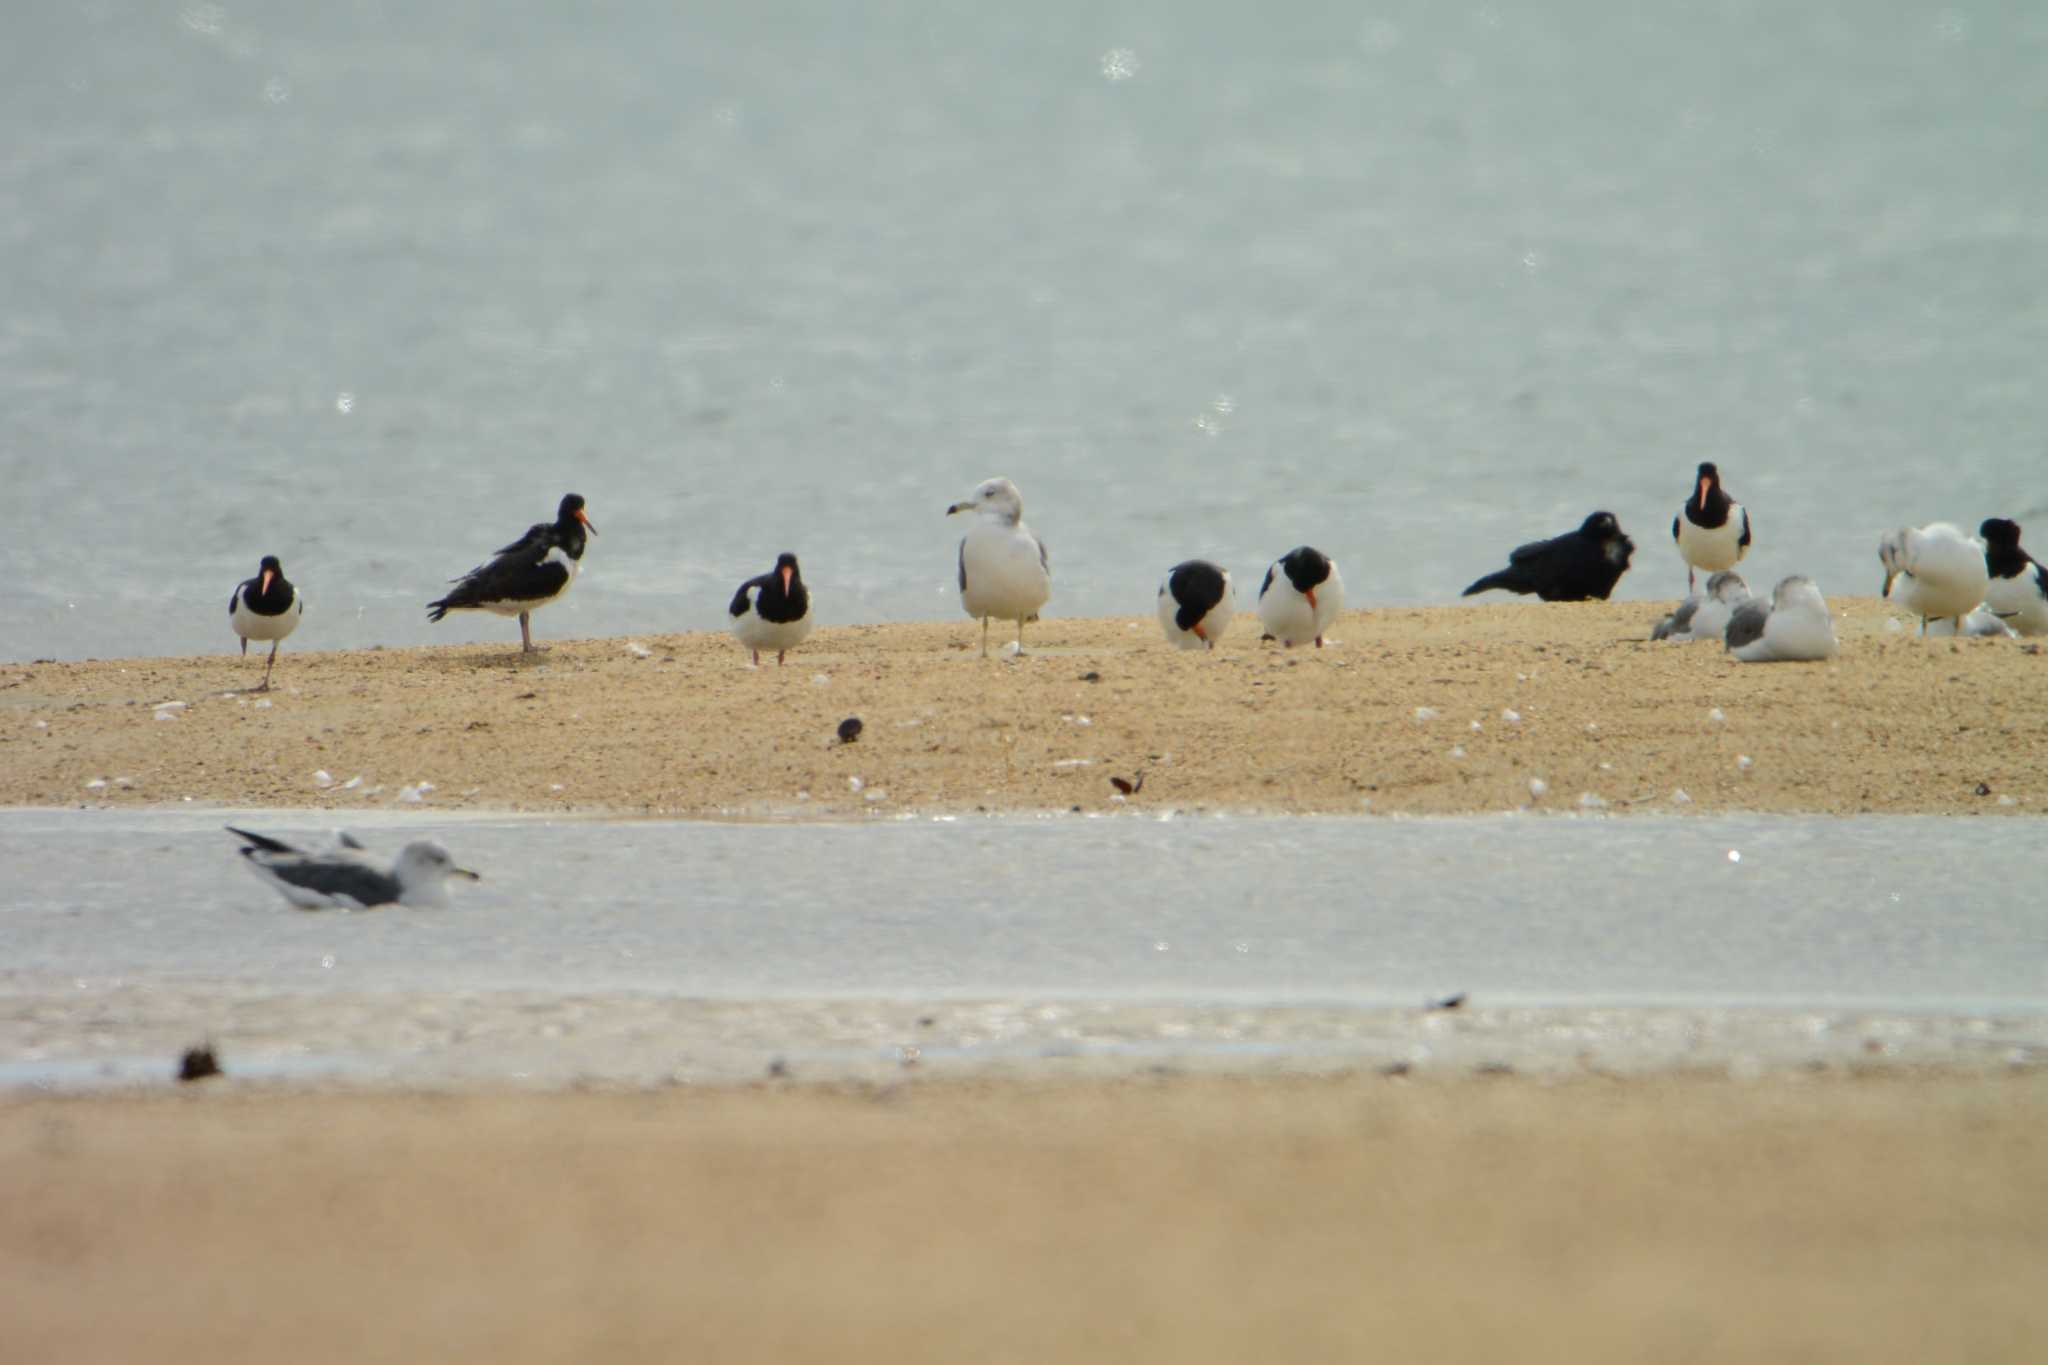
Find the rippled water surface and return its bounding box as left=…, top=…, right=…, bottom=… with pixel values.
left=5, top=3, right=2046, bottom=660
left=4, top=807, right=2043, bottom=1087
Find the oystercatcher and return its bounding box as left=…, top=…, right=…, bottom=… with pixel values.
left=228, top=554, right=303, bottom=691
left=1256, top=546, right=1343, bottom=648
left=1157, top=559, right=1235, bottom=651
left=729, top=552, right=814, bottom=665
left=427, top=493, right=595, bottom=652
left=1462, top=511, right=1634, bottom=602
left=1672, top=462, right=1751, bottom=591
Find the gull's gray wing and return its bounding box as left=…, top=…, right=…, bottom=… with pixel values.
left=227, top=826, right=301, bottom=856
left=1724, top=600, right=1769, bottom=651
left=249, top=852, right=402, bottom=908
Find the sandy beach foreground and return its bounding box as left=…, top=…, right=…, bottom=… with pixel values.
left=3, top=1070, right=2042, bottom=1363
left=3, top=597, right=2042, bottom=817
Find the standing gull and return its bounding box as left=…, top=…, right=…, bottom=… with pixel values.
left=1725, top=575, right=1838, bottom=662
left=427, top=493, right=596, bottom=653
left=947, top=477, right=1051, bottom=657
left=228, top=554, right=303, bottom=691
left=729, top=551, right=813, bottom=665
left=1256, top=546, right=1344, bottom=648
left=1879, top=522, right=1988, bottom=636
left=1463, top=511, right=1634, bottom=602
left=1157, top=559, right=1235, bottom=651
left=227, top=827, right=480, bottom=910
left=1652, top=570, right=1751, bottom=642
left=1980, top=518, right=2048, bottom=637
left=1672, top=462, right=1752, bottom=591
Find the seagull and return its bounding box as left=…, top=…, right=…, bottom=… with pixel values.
left=1926, top=609, right=2017, bottom=639
left=226, top=827, right=480, bottom=910
left=1980, top=518, right=2048, bottom=637
left=1725, top=575, right=1838, bottom=662
left=427, top=493, right=596, bottom=653
left=947, top=477, right=1050, bottom=657
left=1462, top=511, right=1635, bottom=602
left=228, top=554, right=303, bottom=691
left=1157, top=559, right=1235, bottom=651
left=1880, top=522, right=1989, bottom=636
left=1256, top=546, right=1344, bottom=647
left=1672, top=462, right=1752, bottom=591
left=729, top=551, right=813, bottom=665
left=1652, top=570, right=1752, bottom=642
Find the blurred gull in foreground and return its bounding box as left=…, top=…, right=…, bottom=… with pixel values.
left=228, top=826, right=480, bottom=910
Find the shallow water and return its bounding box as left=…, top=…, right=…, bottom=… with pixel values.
left=5, top=3, right=2047, bottom=661
left=4, top=807, right=2043, bottom=1088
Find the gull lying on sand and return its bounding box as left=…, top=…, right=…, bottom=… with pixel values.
left=1725, top=575, right=1838, bottom=662
left=1652, top=570, right=1751, bottom=642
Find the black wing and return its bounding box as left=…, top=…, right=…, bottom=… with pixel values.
left=1724, top=601, right=1769, bottom=650
left=250, top=853, right=402, bottom=907
left=1507, top=531, right=1567, bottom=565
left=1258, top=564, right=1277, bottom=599
left=729, top=573, right=767, bottom=618
left=226, top=826, right=301, bottom=856
left=429, top=533, right=569, bottom=616
left=1738, top=508, right=1753, bottom=550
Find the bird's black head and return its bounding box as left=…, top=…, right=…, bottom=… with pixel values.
left=1280, top=546, right=1332, bottom=594
left=1696, top=462, right=1720, bottom=484
left=557, top=493, right=596, bottom=536
left=1580, top=511, right=1621, bottom=538
left=257, top=554, right=283, bottom=574
left=1981, top=518, right=2022, bottom=548
left=775, top=552, right=801, bottom=572
left=773, top=551, right=802, bottom=595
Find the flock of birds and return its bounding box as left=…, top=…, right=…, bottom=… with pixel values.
left=221, top=464, right=2046, bottom=908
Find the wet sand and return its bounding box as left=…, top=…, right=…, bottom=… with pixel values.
left=2, top=1070, right=2042, bottom=1364
left=3, top=597, right=2042, bottom=817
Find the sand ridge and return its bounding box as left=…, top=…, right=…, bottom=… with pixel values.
left=1, top=597, right=2042, bottom=818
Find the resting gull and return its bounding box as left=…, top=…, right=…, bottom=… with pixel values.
left=1652, top=570, right=1752, bottom=642
left=228, top=826, right=480, bottom=910
left=1725, top=575, right=1837, bottom=662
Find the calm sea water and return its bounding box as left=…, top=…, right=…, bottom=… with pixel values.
left=3, top=808, right=2044, bottom=1086
left=4, top=2, right=2045, bottom=661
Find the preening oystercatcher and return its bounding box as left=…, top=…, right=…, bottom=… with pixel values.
left=947, top=477, right=1051, bottom=657
left=427, top=493, right=595, bottom=652
left=1256, top=546, right=1343, bottom=648
left=1157, top=559, right=1235, bottom=651
left=729, top=552, right=813, bottom=665
left=1462, top=511, right=1634, bottom=602
left=228, top=554, right=303, bottom=691
left=1672, top=462, right=1751, bottom=591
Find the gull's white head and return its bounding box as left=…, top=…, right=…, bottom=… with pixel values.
left=392, top=841, right=482, bottom=903
left=1705, top=570, right=1750, bottom=603
left=947, top=477, right=1025, bottom=524
left=1772, top=574, right=1827, bottom=613
left=1878, top=528, right=1913, bottom=595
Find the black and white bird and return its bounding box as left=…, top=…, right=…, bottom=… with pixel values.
left=427, top=493, right=595, bottom=653
left=947, top=477, right=1051, bottom=657
left=228, top=554, right=303, bottom=691
left=1157, top=559, right=1235, bottom=651
left=1652, top=570, right=1752, bottom=642
left=1725, top=575, right=1838, bottom=662
left=1462, top=512, right=1635, bottom=602
left=1672, top=462, right=1751, bottom=591
left=729, top=552, right=813, bottom=666
left=227, top=826, right=479, bottom=910
left=1879, top=522, right=1988, bottom=636
left=1980, top=518, right=2048, bottom=637
left=1256, top=546, right=1344, bottom=647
